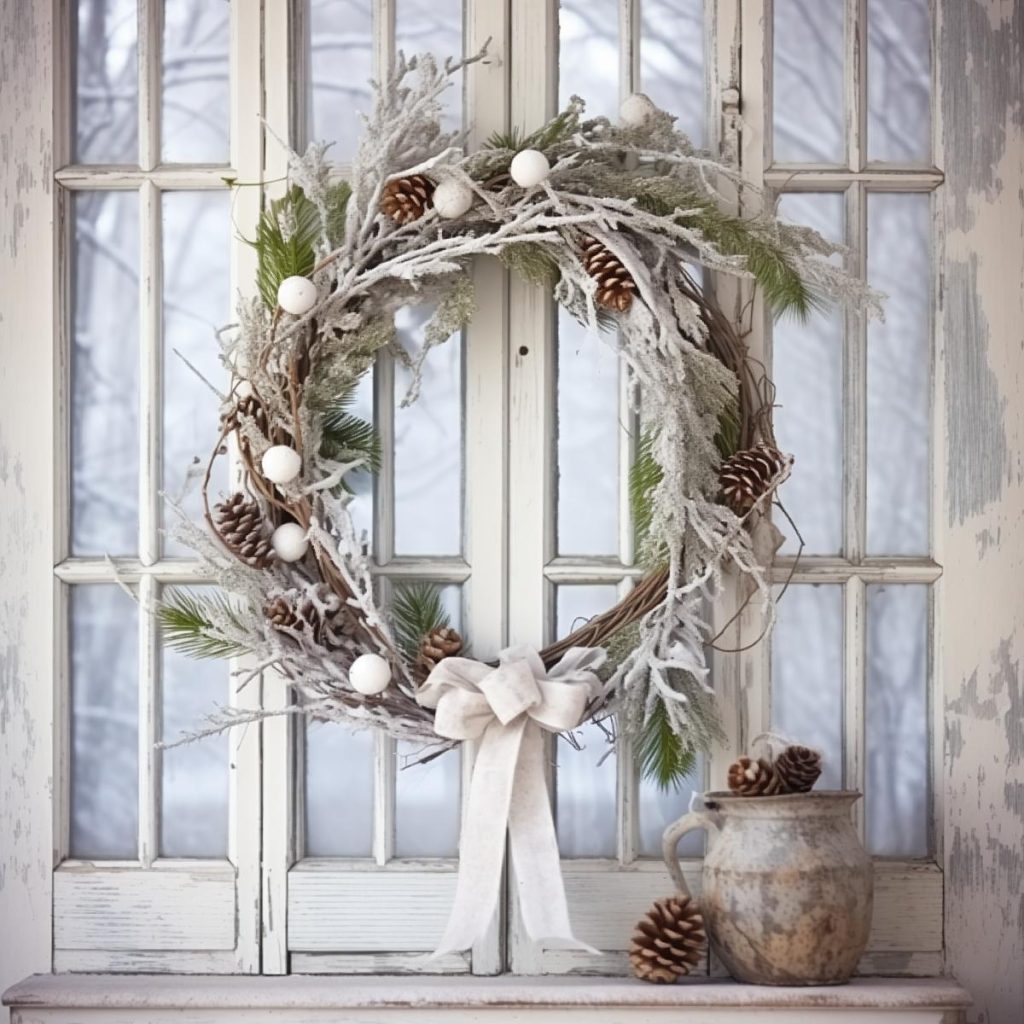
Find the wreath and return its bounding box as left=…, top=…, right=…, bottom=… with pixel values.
left=161, top=48, right=872, bottom=801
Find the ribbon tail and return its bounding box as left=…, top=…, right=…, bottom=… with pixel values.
left=508, top=724, right=600, bottom=955
left=426, top=718, right=526, bottom=959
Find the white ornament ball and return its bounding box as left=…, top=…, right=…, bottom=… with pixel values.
left=510, top=149, right=550, bottom=188
left=234, top=379, right=254, bottom=399
left=619, top=92, right=658, bottom=127
left=349, top=653, right=392, bottom=696
left=261, top=445, right=302, bottom=485
left=433, top=179, right=474, bottom=220
left=271, top=522, right=309, bottom=562
left=277, top=275, right=318, bottom=316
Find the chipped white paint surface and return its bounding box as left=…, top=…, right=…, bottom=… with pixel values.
left=2, top=975, right=971, bottom=1024
left=0, top=2, right=57, bottom=1023
left=937, top=2, right=1024, bottom=1023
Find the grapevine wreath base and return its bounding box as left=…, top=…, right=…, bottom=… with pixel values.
left=158, top=46, right=875, bottom=954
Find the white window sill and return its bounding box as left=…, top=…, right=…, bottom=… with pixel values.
left=4, top=974, right=972, bottom=1022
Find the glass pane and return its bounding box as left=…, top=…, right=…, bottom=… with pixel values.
left=76, top=0, right=138, bottom=163
left=305, top=724, right=374, bottom=856
left=866, top=584, right=929, bottom=856
left=771, top=584, right=844, bottom=790
left=773, top=192, right=844, bottom=555
left=70, top=584, right=139, bottom=858
left=162, top=0, right=231, bottom=163
left=555, top=585, right=618, bottom=858
left=557, top=312, right=620, bottom=556
left=640, top=0, right=705, bottom=147
left=160, top=594, right=229, bottom=857
left=867, top=0, right=931, bottom=163
left=772, top=0, right=844, bottom=163
left=71, top=191, right=140, bottom=556
left=866, top=193, right=930, bottom=555
left=559, top=0, right=619, bottom=117
left=306, top=0, right=373, bottom=156
left=162, top=191, right=230, bottom=556
left=395, top=0, right=463, bottom=132
left=638, top=756, right=704, bottom=858
left=394, top=308, right=462, bottom=556
left=395, top=584, right=462, bottom=856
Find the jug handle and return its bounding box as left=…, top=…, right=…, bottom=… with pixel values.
left=662, top=806, right=723, bottom=898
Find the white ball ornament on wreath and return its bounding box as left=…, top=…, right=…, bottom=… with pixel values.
left=510, top=149, right=550, bottom=188
left=261, top=445, right=302, bottom=485
left=270, top=522, right=309, bottom=563
left=619, top=92, right=658, bottom=127
left=276, top=275, right=318, bottom=316
left=433, top=179, right=474, bottom=219
left=349, top=652, right=393, bottom=695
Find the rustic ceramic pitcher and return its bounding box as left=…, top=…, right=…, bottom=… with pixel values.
left=662, top=791, right=872, bottom=985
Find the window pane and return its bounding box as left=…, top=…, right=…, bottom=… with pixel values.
left=555, top=585, right=618, bottom=858
left=395, top=584, right=462, bottom=856
left=160, top=594, right=229, bottom=857
left=638, top=756, right=704, bottom=858
left=867, top=0, right=931, bottom=163
left=557, top=312, right=620, bottom=556
left=306, top=0, right=373, bottom=156
left=640, top=0, right=705, bottom=147
left=162, top=0, right=231, bottom=163
left=866, top=193, right=930, bottom=555
left=394, top=309, right=462, bottom=556
left=773, top=192, right=844, bottom=555
left=771, top=584, right=844, bottom=790
left=76, top=0, right=138, bottom=163
left=71, top=191, right=140, bottom=556
left=305, top=724, right=374, bottom=857
left=866, top=584, right=929, bottom=856
left=559, top=0, right=619, bottom=117
left=162, top=190, right=230, bottom=556
left=70, top=584, right=139, bottom=859
left=772, top=0, right=844, bottom=163
left=396, top=0, right=463, bottom=132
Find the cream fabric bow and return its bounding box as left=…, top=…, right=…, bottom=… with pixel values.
left=416, top=644, right=606, bottom=957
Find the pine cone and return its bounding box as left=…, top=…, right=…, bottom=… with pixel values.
left=719, top=443, right=787, bottom=514
left=380, top=175, right=435, bottom=224
left=265, top=585, right=344, bottom=646
left=630, top=894, right=706, bottom=983
left=212, top=493, right=274, bottom=568
left=221, top=393, right=268, bottom=437
left=580, top=235, right=637, bottom=312
left=774, top=744, right=822, bottom=794
left=727, top=755, right=784, bottom=796
left=415, top=627, right=463, bottom=679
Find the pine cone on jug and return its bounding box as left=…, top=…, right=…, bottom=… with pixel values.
left=415, top=626, right=463, bottom=680
left=630, top=894, right=707, bottom=983
left=380, top=175, right=435, bottom=224
left=774, top=744, right=823, bottom=794
left=580, top=235, right=637, bottom=312
left=719, top=443, right=787, bottom=514
left=727, top=755, right=783, bottom=796
left=212, top=493, right=274, bottom=569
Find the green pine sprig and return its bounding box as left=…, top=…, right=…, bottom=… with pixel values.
left=247, top=185, right=322, bottom=310
left=391, top=582, right=450, bottom=661
left=635, top=698, right=698, bottom=791
left=158, top=589, right=250, bottom=661
left=319, top=381, right=382, bottom=478
left=629, top=430, right=663, bottom=556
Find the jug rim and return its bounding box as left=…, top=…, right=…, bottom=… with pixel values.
left=703, top=789, right=862, bottom=807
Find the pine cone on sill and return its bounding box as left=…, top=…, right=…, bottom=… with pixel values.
left=380, top=175, right=435, bottom=224
left=212, top=493, right=274, bottom=569
left=718, top=443, right=788, bottom=514
left=415, top=627, right=463, bottom=681
left=630, top=894, right=707, bottom=983
left=727, top=755, right=784, bottom=797
left=774, top=744, right=822, bottom=794
left=580, top=235, right=637, bottom=312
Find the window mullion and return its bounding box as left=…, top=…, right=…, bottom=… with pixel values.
left=138, top=574, right=160, bottom=866
left=138, top=0, right=162, bottom=171
left=844, top=575, right=867, bottom=840
left=845, top=0, right=867, bottom=172
left=843, top=181, right=867, bottom=562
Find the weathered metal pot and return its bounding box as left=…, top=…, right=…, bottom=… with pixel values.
left=662, top=791, right=872, bottom=985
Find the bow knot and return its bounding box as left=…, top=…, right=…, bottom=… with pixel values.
left=415, top=645, right=606, bottom=957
